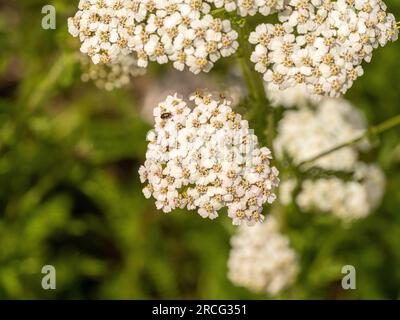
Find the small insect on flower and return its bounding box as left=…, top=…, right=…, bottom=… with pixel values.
left=160, top=112, right=172, bottom=120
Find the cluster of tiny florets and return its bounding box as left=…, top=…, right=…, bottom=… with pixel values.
left=81, top=54, right=146, bottom=90
left=139, top=91, right=279, bottom=225
left=294, top=163, right=385, bottom=221
left=274, top=87, right=385, bottom=221
left=227, top=217, right=299, bottom=294
left=274, top=94, right=367, bottom=171
left=249, top=0, right=398, bottom=97
left=68, top=0, right=238, bottom=74
left=207, top=0, right=285, bottom=16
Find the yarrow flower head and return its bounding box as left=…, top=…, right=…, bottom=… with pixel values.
left=292, top=163, right=386, bottom=221
left=274, top=92, right=367, bottom=171
left=273, top=86, right=386, bottom=221
left=139, top=91, right=279, bottom=225
left=81, top=54, right=146, bottom=91
left=249, top=0, right=398, bottom=97
left=227, top=216, right=299, bottom=295
left=68, top=0, right=239, bottom=74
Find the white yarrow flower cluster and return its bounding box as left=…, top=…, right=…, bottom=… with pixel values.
left=81, top=54, right=146, bottom=90
left=294, top=163, right=385, bottom=221
left=68, top=0, right=238, bottom=74
left=274, top=88, right=386, bottom=221
left=249, top=0, right=398, bottom=96
left=274, top=95, right=367, bottom=171
left=207, top=0, right=285, bottom=16
left=227, top=217, right=299, bottom=295
left=139, top=91, right=279, bottom=225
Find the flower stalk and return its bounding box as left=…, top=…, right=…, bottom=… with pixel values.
left=26, top=53, right=79, bottom=110
left=298, top=114, right=400, bottom=168
left=237, top=24, right=275, bottom=149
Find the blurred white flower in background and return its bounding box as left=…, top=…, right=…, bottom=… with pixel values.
left=139, top=91, right=279, bottom=225
left=273, top=85, right=386, bottom=221
left=80, top=54, right=146, bottom=91
left=274, top=93, right=367, bottom=171
left=295, top=163, right=386, bottom=221
left=266, top=84, right=321, bottom=108
left=227, top=216, right=299, bottom=295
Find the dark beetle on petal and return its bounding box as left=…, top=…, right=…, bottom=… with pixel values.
left=161, top=112, right=172, bottom=119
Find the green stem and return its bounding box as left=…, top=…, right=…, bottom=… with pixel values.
left=298, top=114, right=400, bottom=168
left=26, top=52, right=79, bottom=110
left=237, top=25, right=275, bottom=149
left=237, top=52, right=259, bottom=101
left=211, top=8, right=225, bottom=16
left=0, top=53, right=79, bottom=151
left=371, top=114, right=400, bottom=134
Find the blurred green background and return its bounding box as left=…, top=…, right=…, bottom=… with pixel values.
left=0, top=0, right=400, bottom=299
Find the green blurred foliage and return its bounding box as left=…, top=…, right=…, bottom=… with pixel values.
left=0, top=0, right=399, bottom=299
